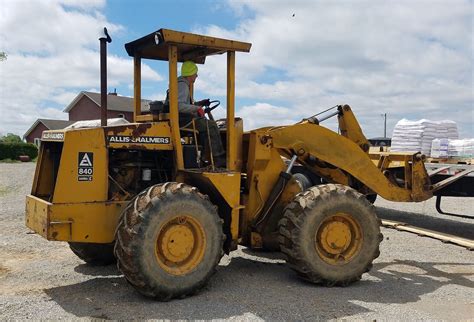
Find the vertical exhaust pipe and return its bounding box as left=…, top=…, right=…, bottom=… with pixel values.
left=99, top=27, right=112, bottom=127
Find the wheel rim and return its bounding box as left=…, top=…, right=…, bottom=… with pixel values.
left=155, top=215, right=206, bottom=275
left=315, top=212, right=363, bottom=265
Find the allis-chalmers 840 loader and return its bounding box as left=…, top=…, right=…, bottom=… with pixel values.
left=26, top=29, right=436, bottom=300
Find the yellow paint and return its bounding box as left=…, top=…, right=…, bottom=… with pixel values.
left=315, top=212, right=362, bottom=265
left=227, top=51, right=236, bottom=170
left=201, top=172, right=241, bottom=240
left=53, top=128, right=108, bottom=203
left=176, top=170, right=242, bottom=241
left=234, top=118, right=244, bottom=171
left=337, top=104, right=370, bottom=151
left=155, top=215, right=206, bottom=275
left=168, top=45, right=184, bottom=171
left=244, top=131, right=287, bottom=235
left=135, top=114, right=157, bottom=122
left=160, top=29, right=251, bottom=53
left=268, top=122, right=431, bottom=202
left=26, top=195, right=126, bottom=243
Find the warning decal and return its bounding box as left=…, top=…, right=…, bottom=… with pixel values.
left=78, top=152, right=93, bottom=181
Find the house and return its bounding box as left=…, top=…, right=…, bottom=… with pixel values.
left=24, top=91, right=151, bottom=145
left=24, top=119, right=75, bottom=145
left=64, top=91, right=150, bottom=122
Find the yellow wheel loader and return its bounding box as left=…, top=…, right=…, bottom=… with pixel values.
left=26, top=28, right=437, bottom=300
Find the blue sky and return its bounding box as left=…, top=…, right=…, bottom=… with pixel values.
left=0, top=0, right=473, bottom=138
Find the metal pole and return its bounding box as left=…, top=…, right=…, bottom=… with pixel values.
left=227, top=51, right=236, bottom=170
left=380, top=113, right=387, bottom=137
left=133, top=56, right=141, bottom=121
left=285, top=155, right=298, bottom=174
left=168, top=45, right=184, bottom=170
left=99, top=28, right=112, bottom=127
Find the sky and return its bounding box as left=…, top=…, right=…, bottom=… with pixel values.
left=0, top=0, right=473, bottom=138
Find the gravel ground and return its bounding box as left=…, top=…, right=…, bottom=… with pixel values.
left=0, top=163, right=473, bottom=320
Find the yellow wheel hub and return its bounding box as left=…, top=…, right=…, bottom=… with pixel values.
left=155, top=216, right=206, bottom=275
left=315, top=213, right=362, bottom=265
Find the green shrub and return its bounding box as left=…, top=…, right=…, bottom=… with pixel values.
left=0, top=133, right=22, bottom=143
left=0, top=142, right=38, bottom=160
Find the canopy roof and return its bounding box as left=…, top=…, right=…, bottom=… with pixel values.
left=124, top=28, right=251, bottom=64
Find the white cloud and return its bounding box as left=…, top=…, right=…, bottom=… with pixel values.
left=237, top=103, right=299, bottom=130
left=196, top=0, right=473, bottom=138
left=0, top=0, right=162, bottom=136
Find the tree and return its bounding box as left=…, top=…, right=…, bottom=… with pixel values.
left=0, top=52, right=6, bottom=61
left=0, top=133, right=22, bottom=143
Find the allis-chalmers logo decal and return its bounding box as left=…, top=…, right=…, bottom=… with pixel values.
left=42, top=132, right=64, bottom=141
left=107, top=135, right=170, bottom=144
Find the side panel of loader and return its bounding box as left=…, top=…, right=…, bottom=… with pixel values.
left=26, top=127, right=122, bottom=243
left=27, top=122, right=176, bottom=243
left=52, top=128, right=108, bottom=203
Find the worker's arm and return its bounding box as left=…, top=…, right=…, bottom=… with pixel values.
left=177, top=81, right=200, bottom=115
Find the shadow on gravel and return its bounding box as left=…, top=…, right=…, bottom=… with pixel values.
left=376, top=206, right=474, bottom=240
left=74, top=263, right=122, bottom=277
left=43, top=256, right=474, bottom=320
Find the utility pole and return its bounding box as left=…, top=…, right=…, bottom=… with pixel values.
left=381, top=113, right=387, bottom=138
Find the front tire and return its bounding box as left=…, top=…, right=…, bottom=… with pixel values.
left=114, top=182, right=224, bottom=300
left=279, top=184, right=382, bottom=286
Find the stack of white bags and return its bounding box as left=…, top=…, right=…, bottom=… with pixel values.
left=446, top=139, right=474, bottom=158
left=430, top=138, right=450, bottom=158
left=390, top=119, right=465, bottom=157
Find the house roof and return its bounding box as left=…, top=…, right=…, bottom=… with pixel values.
left=63, top=91, right=151, bottom=113
left=23, top=119, right=75, bottom=139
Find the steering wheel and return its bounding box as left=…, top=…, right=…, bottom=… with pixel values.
left=203, top=100, right=220, bottom=121
left=204, top=100, right=220, bottom=114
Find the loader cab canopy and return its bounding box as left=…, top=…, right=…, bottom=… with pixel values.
left=124, top=28, right=251, bottom=171
left=125, top=28, right=251, bottom=63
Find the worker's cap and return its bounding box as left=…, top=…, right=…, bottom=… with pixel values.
left=181, top=61, right=198, bottom=77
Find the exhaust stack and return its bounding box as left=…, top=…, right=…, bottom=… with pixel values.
left=99, top=27, right=112, bottom=127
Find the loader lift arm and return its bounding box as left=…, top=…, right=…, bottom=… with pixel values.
left=265, top=105, right=433, bottom=202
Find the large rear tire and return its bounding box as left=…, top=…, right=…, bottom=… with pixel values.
left=114, top=182, right=224, bottom=300
left=279, top=184, right=382, bottom=286
left=68, top=242, right=116, bottom=265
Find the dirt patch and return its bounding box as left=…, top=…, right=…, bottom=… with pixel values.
left=0, top=184, right=20, bottom=197
left=0, top=185, right=11, bottom=197
left=0, top=264, right=10, bottom=276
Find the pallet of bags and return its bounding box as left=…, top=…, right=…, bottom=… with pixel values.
left=440, top=120, right=459, bottom=140
left=447, top=139, right=474, bottom=158
left=430, top=138, right=449, bottom=158
left=391, top=118, right=459, bottom=156
left=391, top=119, right=440, bottom=155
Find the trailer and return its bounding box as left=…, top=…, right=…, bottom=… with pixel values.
left=424, top=162, right=474, bottom=219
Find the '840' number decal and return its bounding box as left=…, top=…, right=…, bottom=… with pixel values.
left=78, top=152, right=93, bottom=181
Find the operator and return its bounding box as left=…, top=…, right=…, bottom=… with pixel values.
left=165, top=61, right=226, bottom=168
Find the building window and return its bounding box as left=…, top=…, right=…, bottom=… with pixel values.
left=34, top=138, right=41, bottom=147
